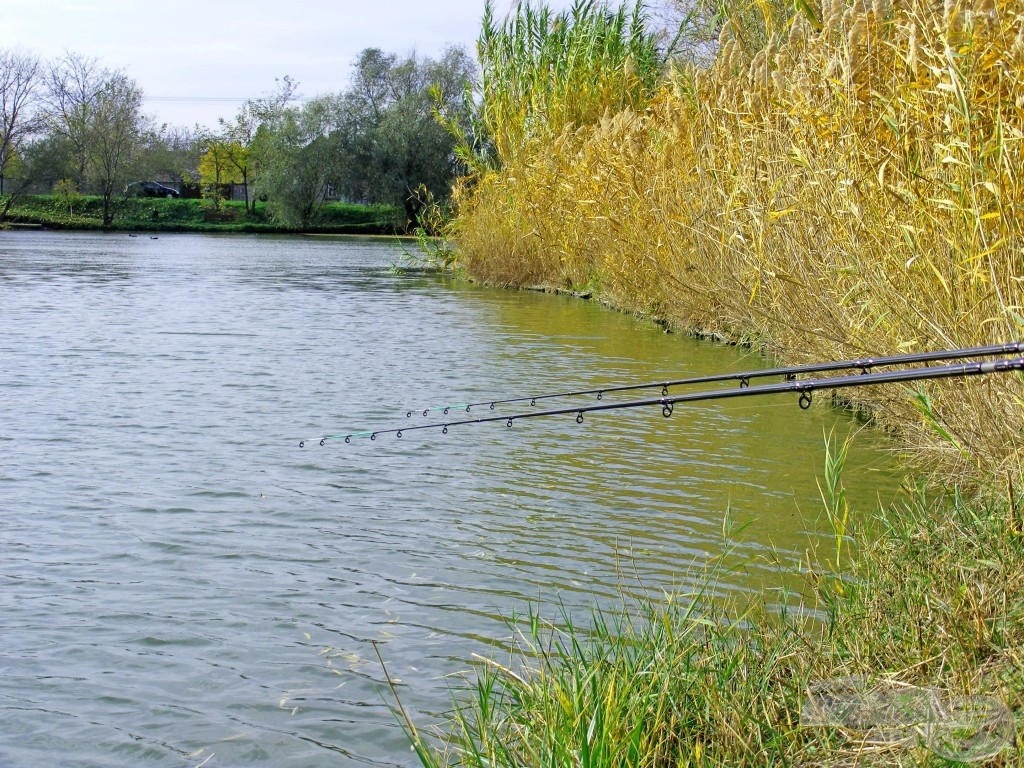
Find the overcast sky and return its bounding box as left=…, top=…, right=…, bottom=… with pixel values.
left=2, top=0, right=577, bottom=130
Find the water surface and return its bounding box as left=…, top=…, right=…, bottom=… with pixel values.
left=0, top=231, right=903, bottom=766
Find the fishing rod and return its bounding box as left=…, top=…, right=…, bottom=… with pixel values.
left=400, top=341, right=1024, bottom=418
left=301, top=352, right=1024, bottom=447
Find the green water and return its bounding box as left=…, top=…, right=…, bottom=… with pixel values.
left=0, top=231, right=904, bottom=766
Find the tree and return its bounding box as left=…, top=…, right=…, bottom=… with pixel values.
left=0, top=49, right=43, bottom=217
left=45, top=54, right=144, bottom=225
left=333, top=46, right=476, bottom=230
left=197, top=135, right=238, bottom=209
left=655, top=0, right=790, bottom=66
left=132, top=124, right=204, bottom=190
left=255, top=96, right=341, bottom=227
left=220, top=75, right=298, bottom=213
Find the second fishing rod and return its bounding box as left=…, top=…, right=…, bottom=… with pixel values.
left=303, top=354, right=1024, bottom=446
left=400, top=341, right=1024, bottom=419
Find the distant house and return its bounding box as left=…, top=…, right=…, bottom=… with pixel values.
left=228, top=183, right=249, bottom=202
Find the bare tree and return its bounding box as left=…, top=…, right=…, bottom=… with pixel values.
left=657, top=0, right=798, bottom=65
left=45, top=53, right=144, bottom=225
left=647, top=0, right=722, bottom=67
left=0, top=49, right=43, bottom=216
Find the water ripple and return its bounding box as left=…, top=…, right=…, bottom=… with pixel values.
left=0, top=231, right=903, bottom=767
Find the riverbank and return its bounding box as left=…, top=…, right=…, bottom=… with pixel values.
left=406, top=0, right=1024, bottom=764
left=403, top=452, right=1024, bottom=766
left=454, top=0, right=1024, bottom=492
left=1, top=194, right=401, bottom=235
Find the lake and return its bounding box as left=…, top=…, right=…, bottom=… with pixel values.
left=0, top=231, right=903, bottom=766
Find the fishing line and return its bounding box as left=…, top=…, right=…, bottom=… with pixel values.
left=300, top=350, right=1024, bottom=447
left=400, top=341, right=1024, bottom=419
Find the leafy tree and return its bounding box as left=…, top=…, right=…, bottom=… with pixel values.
left=0, top=49, right=43, bottom=217
left=220, top=75, right=298, bottom=213
left=132, top=125, right=203, bottom=190
left=53, top=177, right=82, bottom=214
left=198, top=135, right=242, bottom=209
left=255, top=96, right=340, bottom=227
left=44, top=54, right=144, bottom=225
left=18, top=132, right=73, bottom=191
left=333, top=46, right=476, bottom=230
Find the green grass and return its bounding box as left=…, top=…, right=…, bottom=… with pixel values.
left=1, top=194, right=401, bottom=234
left=475, top=0, right=663, bottom=167
left=393, top=447, right=1024, bottom=766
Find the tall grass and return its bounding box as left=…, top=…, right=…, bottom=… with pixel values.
left=400, top=469, right=1024, bottom=766
left=424, top=1, right=1024, bottom=763
left=475, top=0, right=665, bottom=168
left=453, top=0, right=1024, bottom=489
left=413, top=597, right=807, bottom=767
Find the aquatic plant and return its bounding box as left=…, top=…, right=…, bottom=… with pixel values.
left=454, top=0, right=1024, bottom=490
left=474, top=0, right=665, bottom=168
left=397, top=468, right=1024, bottom=766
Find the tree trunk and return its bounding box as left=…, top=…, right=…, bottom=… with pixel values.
left=402, top=192, right=421, bottom=233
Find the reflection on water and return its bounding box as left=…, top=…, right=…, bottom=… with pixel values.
left=0, top=231, right=904, bottom=767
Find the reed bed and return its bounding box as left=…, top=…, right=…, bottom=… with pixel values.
left=415, top=1, right=1024, bottom=764
left=453, top=0, right=1024, bottom=490
left=476, top=0, right=664, bottom=168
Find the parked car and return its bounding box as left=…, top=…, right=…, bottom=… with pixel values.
left=125, top=181, right=180, bottom=198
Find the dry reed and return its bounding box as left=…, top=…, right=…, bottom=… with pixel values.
left=454, top=0, right=1024, bottom=490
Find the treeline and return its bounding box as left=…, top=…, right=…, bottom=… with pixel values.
left=0, top=46, right=476, bottom=231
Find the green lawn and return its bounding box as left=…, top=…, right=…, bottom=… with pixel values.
left=2, top=195, right=402, bottom=234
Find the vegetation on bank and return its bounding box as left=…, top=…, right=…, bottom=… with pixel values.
left=0, top=46, right=474, bottom=232
left=398, top=0, right=1024, bottom=765
left=0, top=194, right=402, bottom=234
left=454, top=0, right=1024, bottom=490
left=403, top=474, right=1024, bottom=766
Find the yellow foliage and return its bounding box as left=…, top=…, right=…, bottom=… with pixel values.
left=454, top=0, right=1024, bottom=488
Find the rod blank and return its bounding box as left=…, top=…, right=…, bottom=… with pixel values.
left=403, top=341, right=1024, bottom=418
left=300, top=344, right=1024, bottom=447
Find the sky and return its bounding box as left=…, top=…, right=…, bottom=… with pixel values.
left=1, top=0, right=578, bottom=131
